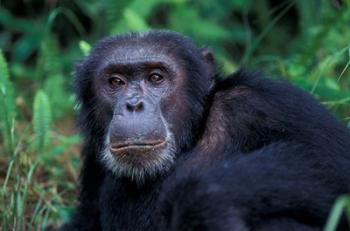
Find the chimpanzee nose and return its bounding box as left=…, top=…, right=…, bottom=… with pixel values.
left=126, top=98, right=144, bottom=112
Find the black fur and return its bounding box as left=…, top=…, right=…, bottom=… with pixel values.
left=60, top=31, right=350, bottom=231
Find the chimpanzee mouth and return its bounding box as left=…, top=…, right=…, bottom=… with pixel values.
left=102, top=130, right=176, bottom=180
left=110, top=140, right=166, bottom=153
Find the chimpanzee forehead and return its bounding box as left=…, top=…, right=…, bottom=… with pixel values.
left=96, top=44, right=181, bottom=74
left=109, top=44, right=174, bottom=62
left=93, top=31, right=201, bottom=63
left=90, top=31, right=204, bottom=75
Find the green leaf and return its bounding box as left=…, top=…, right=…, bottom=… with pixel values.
left=44, top=74, right=75, bottom=119
left=37, top=34, right=63, bottom=79
left=12, top=32, right=42, bottom=62
left=0, top=50, right=10, bottom=95
left=324, top=196, right=350, bottom=231
left=0, top=49, right=16, bottom=154
left=325, top=78, right=340, bottom=91
left=33, top=90, right=52, bottom=149
left=79, top=40, right=91, bottom=56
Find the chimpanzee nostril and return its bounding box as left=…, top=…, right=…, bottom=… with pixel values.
left=126, top=101, right=144, bottom=112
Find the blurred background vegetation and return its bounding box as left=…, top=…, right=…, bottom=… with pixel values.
left=0, top=0, right=349, bottom=230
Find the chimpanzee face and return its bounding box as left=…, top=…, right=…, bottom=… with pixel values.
left=76, top=32, right=214, bottom=181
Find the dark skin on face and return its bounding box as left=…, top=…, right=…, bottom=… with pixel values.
left=93, top=44, right=193, bottom=173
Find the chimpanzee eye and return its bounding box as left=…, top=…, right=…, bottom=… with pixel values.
left=108, top=76, right=125, bottom=88
left=148, top=74, right=164, bottom=83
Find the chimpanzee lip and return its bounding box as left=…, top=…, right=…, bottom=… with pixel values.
left=110, top=140, right=166, bottom=153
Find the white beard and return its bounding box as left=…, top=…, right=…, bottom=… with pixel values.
left=100, top=114, right=177, bottom=182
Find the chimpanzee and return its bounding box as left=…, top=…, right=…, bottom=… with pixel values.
left=60, top=30, right=350, bottom=231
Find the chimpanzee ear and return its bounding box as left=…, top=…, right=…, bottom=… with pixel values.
left=201, top=47, right=216, bottom=80
left=201, top=47, right=215, bottom=65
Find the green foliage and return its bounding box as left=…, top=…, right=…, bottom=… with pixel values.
left=33, top=90, right=52, bottom=150
left=0, top=0, right=349, bottom=229
left=79, top=40, right=91, bottom=56
left=324, top=196, right=350, bottom=231
left=0, top=49, right=16, bottom=154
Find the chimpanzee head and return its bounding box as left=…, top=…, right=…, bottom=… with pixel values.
left=75, top=31, right=215, bottom=180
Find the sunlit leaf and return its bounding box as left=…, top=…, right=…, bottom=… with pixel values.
left=79, top=40, right=91, bottom=56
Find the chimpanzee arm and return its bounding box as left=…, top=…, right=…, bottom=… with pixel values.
left=160, top=142, right=344, bottom=230
left=59, top=144, right=104, bottom=231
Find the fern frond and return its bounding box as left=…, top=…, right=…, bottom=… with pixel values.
left=33, top=90, right=52, bottom=149
left=0, top=49, right=16, bottom=154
